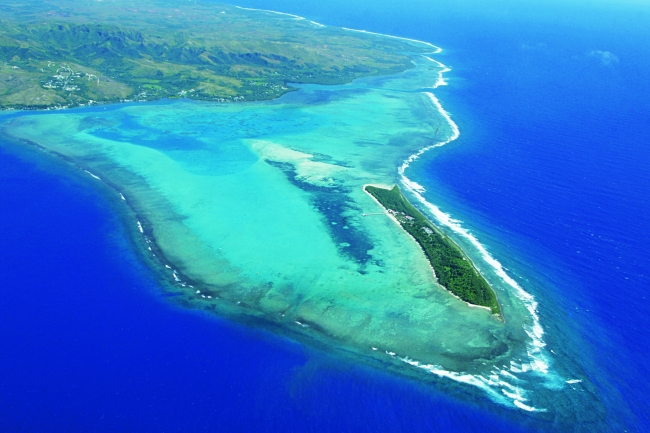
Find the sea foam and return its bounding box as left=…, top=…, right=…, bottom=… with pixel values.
left=83, top=169, right=101, bottom=181
left=389, top=51, right=564, bottom=412
left=235, top=3, right=471, bottom=45
left=424, top=56, right=451, bottom=88
left=341, top=28, right=442, bottom=53
left=235, top=6, right=325, bottom=27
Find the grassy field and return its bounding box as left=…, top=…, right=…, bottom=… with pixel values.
left=365, top=185, right=502, bottom=317
left=0, top=0, right=422, bottom=109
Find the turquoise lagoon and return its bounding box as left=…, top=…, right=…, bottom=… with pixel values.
left=0, top=40, right=599, bottom=416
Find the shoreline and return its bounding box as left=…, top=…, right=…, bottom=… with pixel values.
left=235, top=5, right=325, bottom=27
left=363, top=184, right=499, bottom=318
left=0, top=4, right=419, bottom=113
left=395, top=81, right=550, bottom=381
left=341, top=28, right=443, bottom=53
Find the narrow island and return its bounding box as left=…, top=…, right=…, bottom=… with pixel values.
left=365, top=185, right=501, bottom=318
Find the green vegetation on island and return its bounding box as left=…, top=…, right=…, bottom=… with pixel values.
left=0, top=0, right=419, bottom=109
left=365, top=185, right=502, bottom=317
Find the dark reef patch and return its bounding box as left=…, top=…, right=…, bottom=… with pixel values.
left=266, top=160, right=373, bottom=267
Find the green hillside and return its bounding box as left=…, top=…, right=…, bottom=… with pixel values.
left=0, top=0, right=420, bottom=109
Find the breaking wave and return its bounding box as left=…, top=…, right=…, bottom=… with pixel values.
left=392, top=53, right=561, bottom=412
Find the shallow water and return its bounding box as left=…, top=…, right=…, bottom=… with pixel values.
left=0, top=40, right=580, bottom=417
left=3, top=0, right=649, bottom=430
left=3, top=142, right=531, bottom=433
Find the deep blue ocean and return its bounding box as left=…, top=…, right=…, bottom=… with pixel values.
left=2, top=0, right=649, bottom=431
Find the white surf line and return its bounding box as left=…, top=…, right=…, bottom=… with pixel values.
left=399, top=356, right=538, bottom=410
left=137, top=221, right=190, bottom=288
left=424, top=56, right=451, bottom=88
left=235, top=6, right=325, bottom=27
left=341, top=28, right=442, bottom=53
left=83, top=169, right=101, bottom=180
left=398, top=353, right=546, bottom=412
left=80, top=167, right=192, bottom=290
left=235, top=5, right=443, bottom=43
left=400, top=92, right=551, bottom=375
left=389, top=55, right=558, bottom=410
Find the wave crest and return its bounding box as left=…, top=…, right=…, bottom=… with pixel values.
left=393, top=53, right=562, bottom=412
